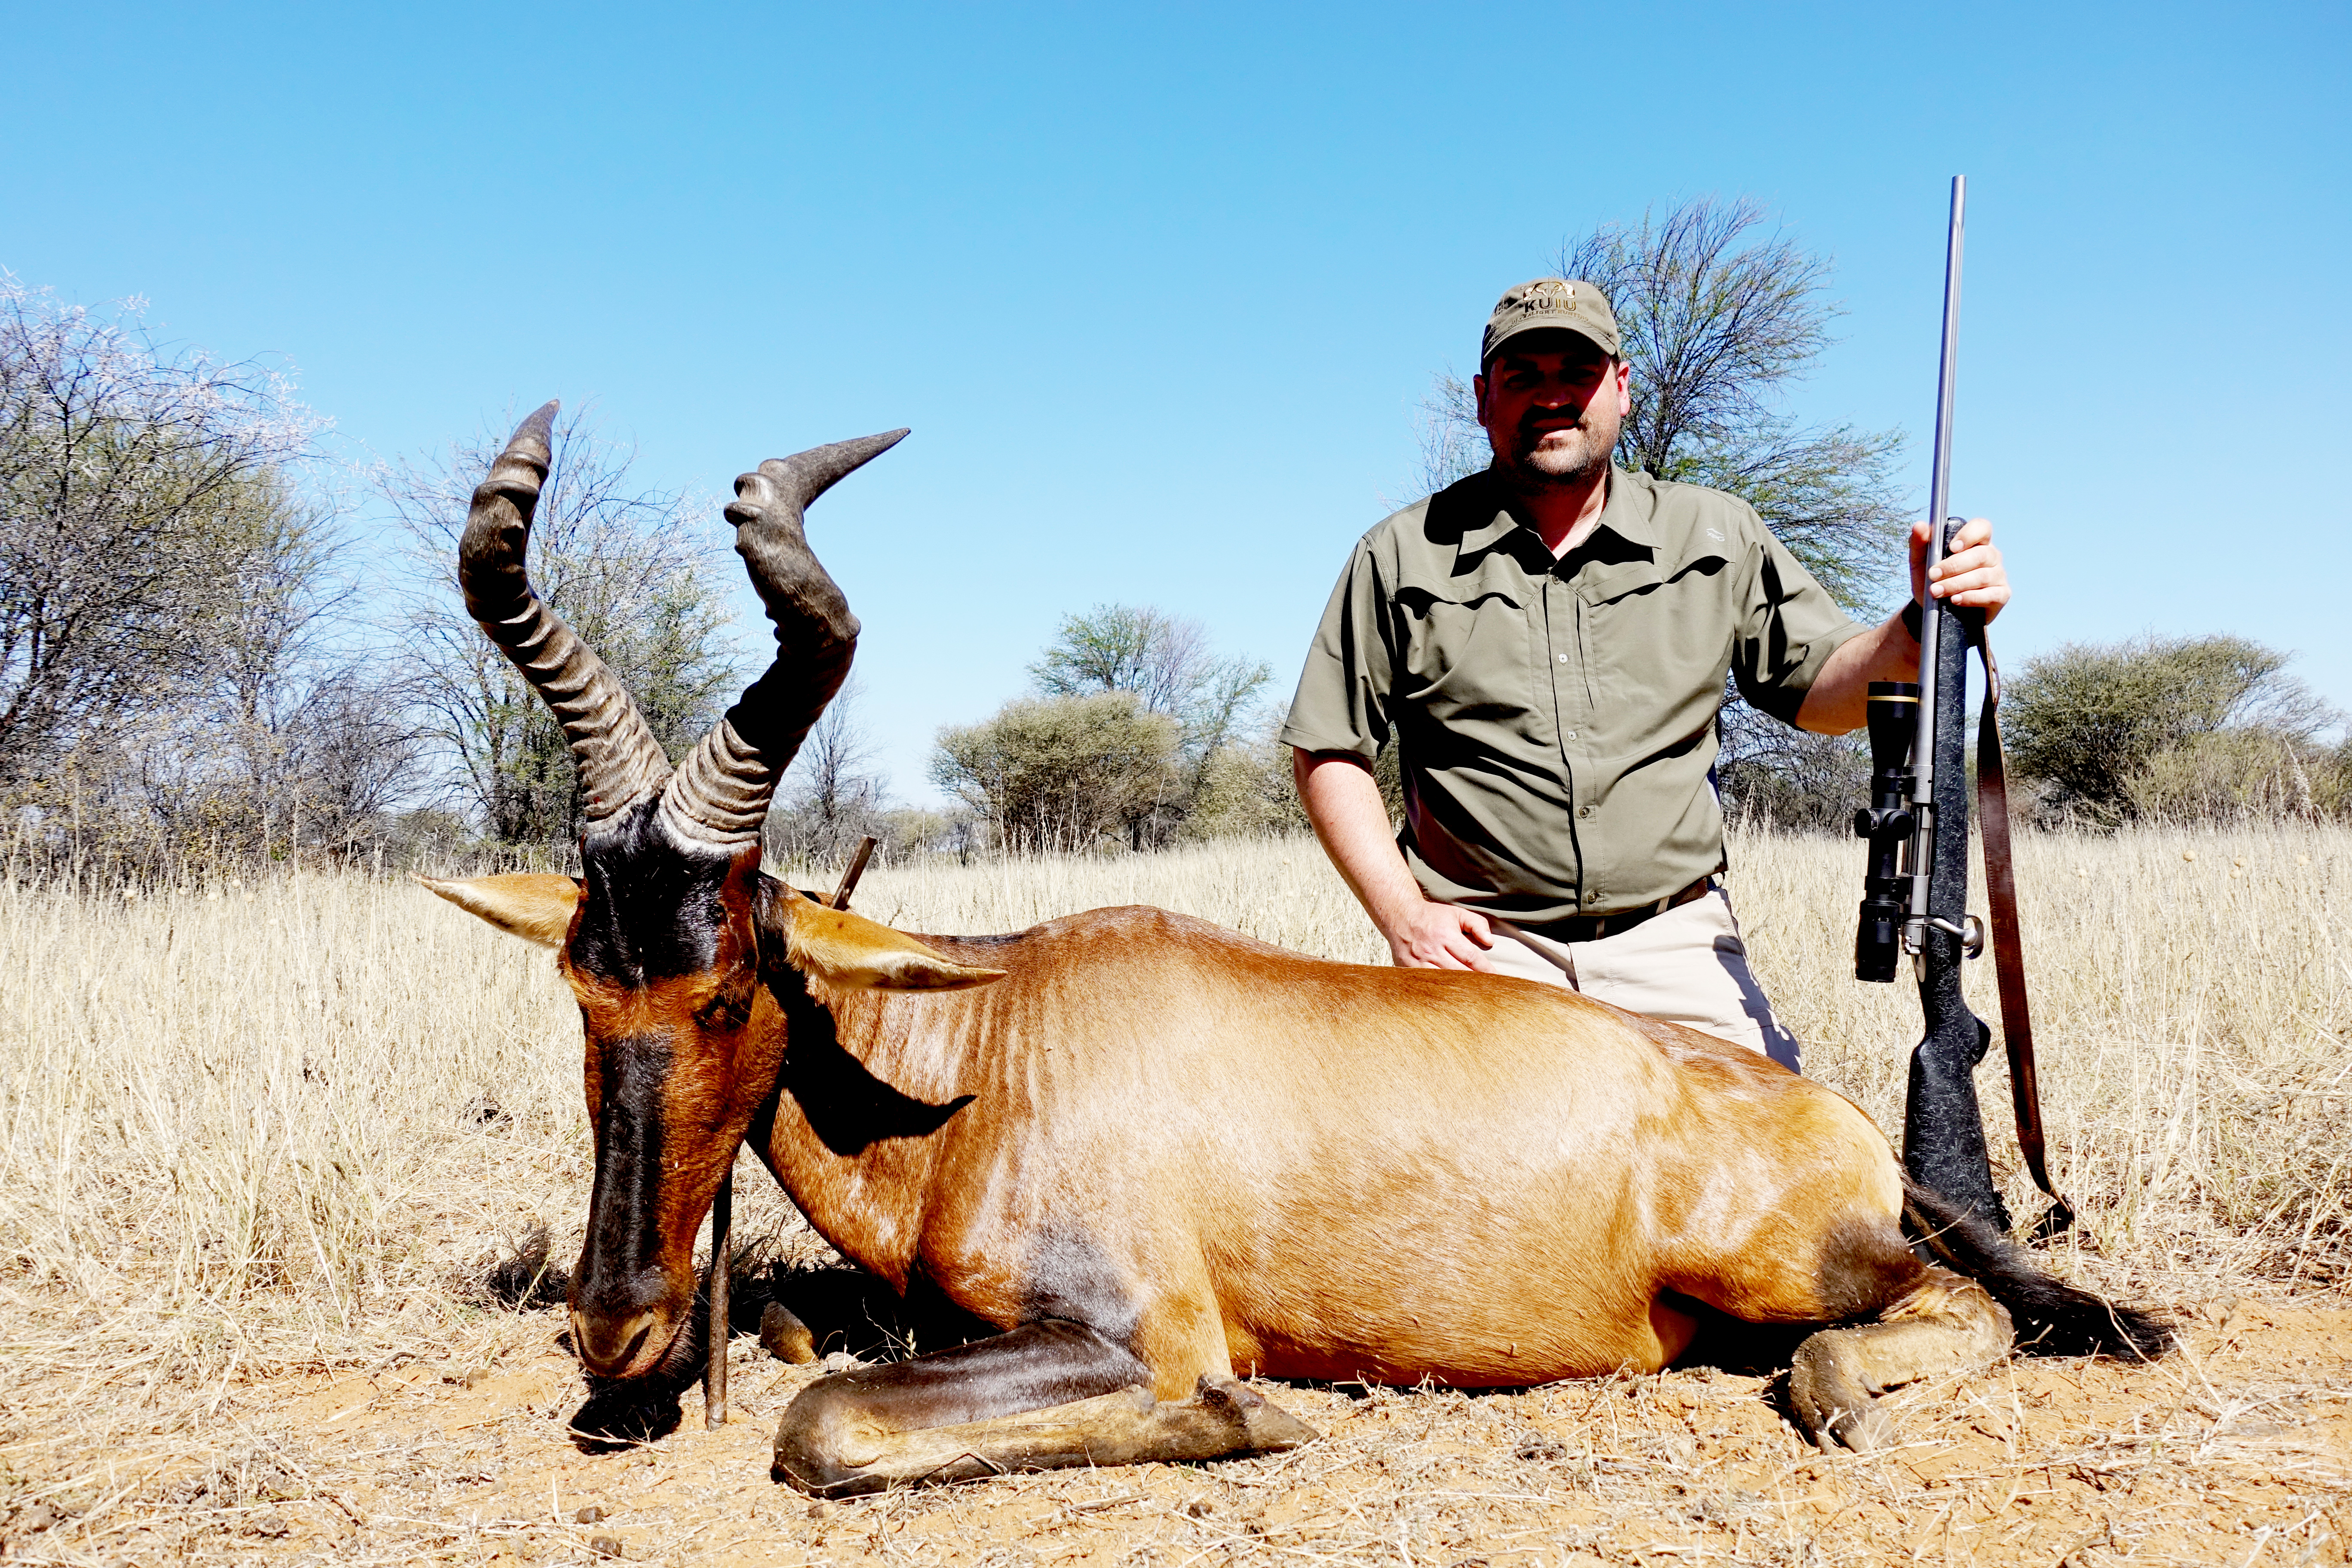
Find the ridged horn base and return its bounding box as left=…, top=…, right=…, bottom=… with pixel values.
left=657, top=720, right=778, bottom=849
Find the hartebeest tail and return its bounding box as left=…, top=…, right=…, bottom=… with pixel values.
left=426, top=401, right=2171, bottom=1495
left=1902, top=1176, right=2173, bottom=1360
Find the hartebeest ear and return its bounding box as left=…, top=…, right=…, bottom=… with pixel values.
left=771, top=884, right=1008, bottom=992
left=416, top=873, right=583, bottom=948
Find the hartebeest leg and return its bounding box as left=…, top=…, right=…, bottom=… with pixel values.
left=1788, top=1267, right=2012, bottom=1452
left=771, top=1320, right=1317, bottom=1495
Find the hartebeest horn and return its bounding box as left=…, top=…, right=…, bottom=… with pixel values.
left=657, top=429, right=909, bottom=848
left=459, top=401, right=676, bottom=825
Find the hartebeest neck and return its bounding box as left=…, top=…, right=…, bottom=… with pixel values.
left=754, top=956, right=995, bottom=1295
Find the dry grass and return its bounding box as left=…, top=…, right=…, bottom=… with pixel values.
left=0, top=824, right=2347, bottom=1563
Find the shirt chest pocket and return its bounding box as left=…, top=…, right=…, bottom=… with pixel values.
left=1394, top=588, right=1533, bottom=724
left=1578, top=568, right=1737, bottom=730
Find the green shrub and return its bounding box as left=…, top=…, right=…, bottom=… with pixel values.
left=2003, top=634, right=2338, bottom=825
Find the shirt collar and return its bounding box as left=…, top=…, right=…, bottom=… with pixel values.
left=1454, top=468, right=1662, bottom=585
left=1586, top=467, right=1660, bottom=551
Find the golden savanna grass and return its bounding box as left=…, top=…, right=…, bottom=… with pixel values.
left=0, top=825, right=2347, bottom=1564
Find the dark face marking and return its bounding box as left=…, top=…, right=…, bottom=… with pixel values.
left=562, top=807, right=775, bottom=1380
left=572, top=1034, right=675, bottom=1334
left=569, top=800, right=737, bottom=985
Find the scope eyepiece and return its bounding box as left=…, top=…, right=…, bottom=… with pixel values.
left=1865, top=682, right=1920, bottom=772
left=1854, top=890, right=1905, bottom=983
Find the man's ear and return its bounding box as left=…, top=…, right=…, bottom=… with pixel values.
left=766, top=882, right=1007, bottom=992
left=416, top=873, right=582, bottom=948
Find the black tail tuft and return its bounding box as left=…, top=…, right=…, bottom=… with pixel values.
left=1901, top=1176, right=2174, bottom=1361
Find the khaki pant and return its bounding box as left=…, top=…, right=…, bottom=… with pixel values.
left=1479, top=887, right=1803, bottom=1072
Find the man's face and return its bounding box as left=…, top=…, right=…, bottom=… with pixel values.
left=1474, top=333, right=1630, bottom=486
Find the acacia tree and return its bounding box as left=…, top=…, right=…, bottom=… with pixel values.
left=2004, top=634, right=2342, bottom=824
left=1028, top=602, right=1269, bottom=839
left=0, top=281, right=423, bottom=871
left=931, top=692, right=1181, bottom=853
left=0, top=280, right=323, bottom=792
left=126, top=469, right=422, bottom=861
left=383, top=407, right=742, bottom=847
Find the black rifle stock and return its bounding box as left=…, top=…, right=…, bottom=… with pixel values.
left=1900, top=548, right=2009, bottom=1230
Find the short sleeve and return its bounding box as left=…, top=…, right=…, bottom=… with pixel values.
left=1278, top=536, right=1396, bottom=762
left=1729, top=506, right=1868, bottom=726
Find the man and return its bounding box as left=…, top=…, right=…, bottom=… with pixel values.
left=1279, top=278, right=2010, bottom=1070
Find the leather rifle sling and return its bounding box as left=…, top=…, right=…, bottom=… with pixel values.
left=1969, top=628, right=2075, bottom=1235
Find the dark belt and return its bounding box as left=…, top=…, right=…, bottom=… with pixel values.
left=1540, top=876, right=1716, bottom=943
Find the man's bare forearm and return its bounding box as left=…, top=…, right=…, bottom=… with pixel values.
left=1292, top=749, right=1498, bottom=970
left=1292, top=750, right=1424, bottom=928
left=1794, top=614, right=1919, bottom=735
left=1801, top=515, right=2012, bottom=734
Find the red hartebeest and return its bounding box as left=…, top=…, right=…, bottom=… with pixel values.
left=424, top=405, right=2167, bottom=1496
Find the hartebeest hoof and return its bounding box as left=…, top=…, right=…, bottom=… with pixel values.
left=772, top=1374, right=1320, bottom=1495
left=1195, top=1375, right=1321, bottom=1452
left=1788, top=1271, right=2015, bottom=1452
left=761, top=1302, right=818, bottom=1365
left=1788, top=1334, right=1895, bottom=1452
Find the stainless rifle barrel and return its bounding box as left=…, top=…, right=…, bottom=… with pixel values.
left=1905, top=174, right=1966, bottom=943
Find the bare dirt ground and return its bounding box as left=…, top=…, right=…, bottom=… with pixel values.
left=12, top=1274, right=2348, bottom=1567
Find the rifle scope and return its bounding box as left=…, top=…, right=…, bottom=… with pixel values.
left=1852, top=680, right=1919, bottom=983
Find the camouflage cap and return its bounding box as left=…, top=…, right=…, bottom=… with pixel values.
left=1481, top=278, right=1620, bottom=364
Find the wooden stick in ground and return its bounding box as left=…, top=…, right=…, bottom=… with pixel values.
left=830, top=835, right=879, bottom=910
left=704, top=1168, right=732, bottom=1428
left=704, top=833, right=874, bottom=1428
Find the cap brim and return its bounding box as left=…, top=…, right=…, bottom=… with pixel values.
left=1482, top=321, right=1616, bottom=365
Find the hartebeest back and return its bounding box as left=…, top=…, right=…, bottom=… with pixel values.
left=425, top=406, right=2168, bottom=1496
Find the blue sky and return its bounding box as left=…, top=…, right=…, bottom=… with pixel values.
left=6, top=2, right=2345, bottom=804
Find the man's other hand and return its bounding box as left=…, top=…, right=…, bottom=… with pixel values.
left=1385, top=900, right=1499, bottom=971
left=1911, top=516, right=2009, bottom=621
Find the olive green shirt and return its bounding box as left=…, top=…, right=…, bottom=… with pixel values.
left=1280, top=467, right=1863, bottom=923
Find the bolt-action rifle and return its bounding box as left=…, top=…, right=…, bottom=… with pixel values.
left=1852, top=177, right=2071, bottom=1239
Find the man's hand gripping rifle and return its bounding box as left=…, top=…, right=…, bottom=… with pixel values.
left=1852, top=177, right=2072, bottom=1240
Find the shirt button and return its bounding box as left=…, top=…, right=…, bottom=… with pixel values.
left=1586, top=891, right=1601, bottom=904
left=1556, top=653, right=1568, bottom=664
left=1564, top=729, right=1577, bottom=740
left=1579, top=805, right=1593, bottom=818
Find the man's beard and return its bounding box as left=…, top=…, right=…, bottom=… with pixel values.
left=1495, top=407, right=1617, bottom=488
